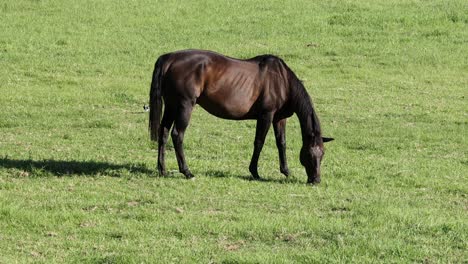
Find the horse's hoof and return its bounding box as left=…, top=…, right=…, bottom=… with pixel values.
left=280, top=168, right=290, bottom=177
left=249, top=173, right=259, bottom=180
left=185, top=173, right=195, bottom=179
left=307, top=177, right=321, bottom=185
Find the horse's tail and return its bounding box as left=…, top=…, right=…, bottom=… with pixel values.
left=149, top=56, right=165, bottom=142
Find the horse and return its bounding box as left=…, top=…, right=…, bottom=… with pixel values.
left=149, top=49, right=333, bottom=184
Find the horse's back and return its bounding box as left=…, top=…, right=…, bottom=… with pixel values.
left=160, top=50, right=291, bottom=120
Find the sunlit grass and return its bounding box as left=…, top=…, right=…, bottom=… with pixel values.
left=0, top=0, right=467, bottom=262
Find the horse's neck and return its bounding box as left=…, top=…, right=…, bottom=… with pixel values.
left=292, top=91, right=321, bottom=146
left=296, top=108, right=313, bottom=143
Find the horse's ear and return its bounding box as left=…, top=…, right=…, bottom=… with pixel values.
left=322, top=137, right=334, bottom=142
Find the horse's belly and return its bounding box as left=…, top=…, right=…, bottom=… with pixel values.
left=196, top=95, right=256, bottom=120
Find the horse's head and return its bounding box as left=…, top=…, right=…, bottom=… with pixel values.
left=300, top=137, right=334, bottom=184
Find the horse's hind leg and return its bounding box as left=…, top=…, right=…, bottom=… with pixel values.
left=158, top=108, right=175, bottom=176
left=273, top=118, right=289, bottom=177
left=171, top=102, right=195, bottom=179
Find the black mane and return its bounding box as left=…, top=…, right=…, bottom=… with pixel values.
left=278, top=59, right=322, bottom=140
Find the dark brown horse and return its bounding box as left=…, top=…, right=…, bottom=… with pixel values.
left=149, top=50, right=333, bottom=184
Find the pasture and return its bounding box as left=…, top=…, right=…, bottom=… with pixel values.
left=0, top=0, right=467, bottom=262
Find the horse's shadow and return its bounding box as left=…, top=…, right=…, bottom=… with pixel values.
left=204, top=169, right=303, bottom=184
left=0, top=157, right=302, bottom=184
left=0, top=157, right=153, bottom=177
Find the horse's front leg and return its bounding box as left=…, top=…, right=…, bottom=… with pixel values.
left=249, top=113, right=273, bottom=180
left=273, top=118, right=289, bottom=177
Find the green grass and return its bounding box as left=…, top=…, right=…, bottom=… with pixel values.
left=1, top=0, right=467, bottom=262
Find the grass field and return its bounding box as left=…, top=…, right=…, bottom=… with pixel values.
left=1, top=0, right=467, bottom=263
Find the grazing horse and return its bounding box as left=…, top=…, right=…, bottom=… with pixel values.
left=149, top=50, right=333, bottom=184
